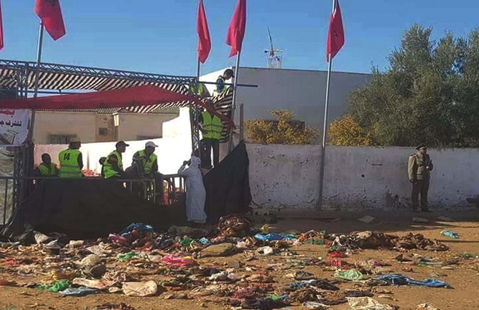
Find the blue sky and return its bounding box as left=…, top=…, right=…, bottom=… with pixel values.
left=1, top=0, right=478, bottom=76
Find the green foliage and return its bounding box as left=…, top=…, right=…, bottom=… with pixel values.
left=245, top=110, right=318, bottom=145
left=348, top=24, right=479, bottom=147
left=329, top=115, right=376, bottom=146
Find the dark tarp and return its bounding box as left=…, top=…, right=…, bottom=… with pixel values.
left=0, top=179, right=185, bottom=241
left=204, top=141, right=252, bottom=222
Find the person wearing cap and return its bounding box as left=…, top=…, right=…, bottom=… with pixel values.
left=408, top=144, right=434, bottom=212
left=35, top=153, right=59, bottom=177
left=103, top=141, right=129, bottom=179
left=132, top=141, right=159, bottom=178
left=199, top=101, right=223, bottom=169
left=58, top=138, right=83, bottom=179
left=214, top=68, right=234, bottom=96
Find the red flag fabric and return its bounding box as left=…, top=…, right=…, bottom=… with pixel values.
left=35, top=0, right=66, bottom=41
left=326, top=0, right=345, bottom=61
left=0, top=1, right=4, bottom=50
left=197, top=0, right=211, bottom=63
left=226, top=0, right=246, bottom=58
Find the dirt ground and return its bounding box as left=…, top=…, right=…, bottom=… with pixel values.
left=1, top=211, right=479, bottom=310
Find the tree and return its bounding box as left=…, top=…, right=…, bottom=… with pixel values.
left=244, top=110, right=318, bottom=144
left=347, top=24, right=479, bottom=147
left=329, top=115, right=376, bottom=146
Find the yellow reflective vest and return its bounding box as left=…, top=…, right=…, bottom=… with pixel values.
left=202, top=111, right=222, bottom=140
left=58, top=149, right=82, bottom=179
left=137, top=150, right=157, bottom=175
left=103, top=150, right=123, bottom=179
left=37, top=163, right=58, bottom=177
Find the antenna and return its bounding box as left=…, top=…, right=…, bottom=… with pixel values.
left=264, top=28, right=283, bottom=69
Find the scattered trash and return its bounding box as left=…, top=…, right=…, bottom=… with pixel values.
left=37, top=280, right=70, bottom=292
left=201, top=243, right=235, bottom=257
left=59, top=287, right=99, bottom=296
left=417, top=303, right=440, bottom=310
left=122, top=280, right=158, bottom=297
left=358, top=216, right=375, bottom=224
left=440, top=230, right=459, bottom=239
left=436, top=216, right=453, bottom=222
left=162, top=255, right=197, bottom=267
left=347, top=297, right=397, bottom=310
left=92, top=303, right=136, bottom=310
left=376, top=274, right=451, bottom=288
left=334, top=269, right=364, bottom=282
left=81, top=254, right=101, bottom=267
left=257, top=246, right=274, bottom=256
left=303, top=301, right=331, bottom=309
left=413, top=217, right=429, bottom=223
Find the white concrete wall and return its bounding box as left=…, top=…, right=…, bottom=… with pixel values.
left=248, top=144, right=479, bottom=212
left=34, top=112, right=97, bottom=144
left=34, top=111, right=180, bottom=144
left=117, top=113, right=178, bottom=141
left=35, top=108, right=192, bottom=175
left=201, top=67, right=371, bottom=130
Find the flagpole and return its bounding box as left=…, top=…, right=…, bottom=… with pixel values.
left=228, top=51, right=241, bottom=152
left=29, top=22, right=44, bottom=141
left=317, top=0, right=337, bottom=209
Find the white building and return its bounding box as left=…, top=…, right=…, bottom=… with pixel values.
left=201, top=67, right=371, bottom=130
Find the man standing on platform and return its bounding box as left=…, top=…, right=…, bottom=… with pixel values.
left=200, top=101, right=223, bottom=169
left=214, top=68, right=234, bottom=96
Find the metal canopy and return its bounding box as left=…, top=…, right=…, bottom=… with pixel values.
left=0, top=59, right=196, bottom=92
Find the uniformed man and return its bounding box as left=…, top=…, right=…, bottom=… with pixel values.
left=132, top=141, right=159, bottom=178
left=200, top=101, right=223, bottom=169
left=35, top=153, right=59, bottom=177
left=408, top=144, right=433, bottom=212
left=58, top=138, right=83, bottom=178
left=214, top=68, right=234, bottom=96
left=189, top=82, right=210, bottom=98
left=102, top=141, right=129, bottom=179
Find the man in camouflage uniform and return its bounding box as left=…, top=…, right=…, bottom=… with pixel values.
left=408, top=144, right=434, bottom=212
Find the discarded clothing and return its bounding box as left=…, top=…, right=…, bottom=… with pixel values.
left=37, top=280, right=70, bottom=292
left=216, top=214, right=252, bottom=237
left=441, top=230, right=459, bottom=239
left=254, top=233, right=284, bottom=242
left=376, top=274, right=451, bottom=288
left=59, top=287, right=99, bottom=296
left=334, top=269, right=364, bottom=282
left=347, top=297, right=397, bottom=310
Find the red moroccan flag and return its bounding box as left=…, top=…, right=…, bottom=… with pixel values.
left=226, top=0, right=246, bottom=58
left=35, top=0, right=66, bottom=41
left=0, top=1, right=4, bottom=50
left=197, top=0, right=211, bottom=63
left=326, top=0, right=345, bottom=61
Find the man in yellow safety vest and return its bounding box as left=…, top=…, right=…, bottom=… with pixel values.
left=103, top=141, right=129, bottom=179
left=58, top=138, right=83, bottom=178
left=132, top=141, right=159, bottom=178
left=35, top=153, right=58, bottom=177
left=200, top=102, right=223, bottom=169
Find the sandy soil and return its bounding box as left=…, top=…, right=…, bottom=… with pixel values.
left=1, top=211, right=479, bottom=310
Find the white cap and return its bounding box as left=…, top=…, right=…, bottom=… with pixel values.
left=145, top=141, right=158, bottom=148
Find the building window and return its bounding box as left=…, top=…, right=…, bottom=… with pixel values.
left=49, top=134, right=77, bottom=145
left=98, top=128, right=108, bottom=136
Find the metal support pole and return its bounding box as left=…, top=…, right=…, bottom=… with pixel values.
left=239, top=103, right=244, bottom=141
left=30, top=23, right=44, bottom=142
left=318, top=59, right=333, bottom=209
left=228, top=52, right=241, bottom=151
left=317, top=0, right=337, bottom=210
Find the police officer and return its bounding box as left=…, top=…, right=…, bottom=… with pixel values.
left=408, top=143, right=434, bottom=212
left=35, top=153, right=59, bottom=177
left=200, top=101, right=223, bottom=169
left=58, top=138, right=83, bottom=178
left=214, top=68, right=234, bottom=96
left=102, top=141, right=129, bottom=179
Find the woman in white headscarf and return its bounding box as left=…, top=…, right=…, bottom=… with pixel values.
left=178, top=156, right=207, bottom=224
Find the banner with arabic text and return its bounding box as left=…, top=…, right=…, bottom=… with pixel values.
left=0, top=109, right=30, bottom=145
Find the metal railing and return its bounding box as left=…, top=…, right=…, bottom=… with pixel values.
left=0, top=174, right=185, bottom=226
